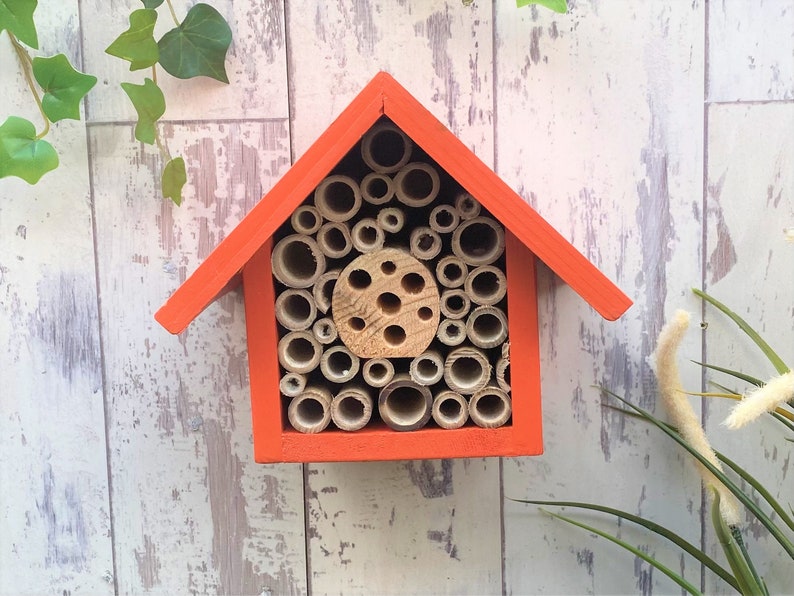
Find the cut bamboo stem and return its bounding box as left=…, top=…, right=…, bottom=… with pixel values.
left=432, top=390, right=469, bottom=429
left=409, top=349, right=444, bottom=386
left=394, top=162, right=440, bottom=207
left=351, top=218, right=386, bottom=253
left=316, top=222, right=353, bottom=259
left=454, top=192, right=481, bottom=220
left=464, top=265, right=507, bottom=306
left=378, top=374, right=432, bottom=431
left=279, top=372, right=307, bottom=397
left=436, top=319, right=467, bottom=346
left=313, top=269, right=340, bottom=314
left=288, top=386, right=332, bottom=433
left=451, top=216, right=505, bottom=266
left=277, top=330, right=322, bottom=374
left=435, top=255, right=467, bottom=288
left=275, top=289, right=317, bottom=331
left=361, top=172, right=395, bottom=205
left=362, top=358, right=395, bottom=388
left=331, top=386, right=373, bottom=431
left=319, top=345, right=360, bottom=383
left=495, top=357, right=510, bottom=393
left=409, top=226, right=442, bottom=260
left=469, top=385, right=512, bottom=428
left=429, top=204, right=460, bottom=234
left=440, top=288, right=471, bottom=320
left=443, top=346, right=492, bottom=395
left=314, top=175, right=362, bottom=222
left=466, top=305, right=508, bottom=349
left=290, top=205, right=322, bottom=235
left=312, top=317, right=338, bottom=344
left=271, top=234, right=326, bottom=288
left=361, top=122, right=413, bottom=174
left=376, top=207, right=405, bottom=233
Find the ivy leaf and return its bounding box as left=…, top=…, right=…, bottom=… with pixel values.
left=141, top=0, right=164, bottom=7
left=158, top=3, right=232, bottom=83
left=516, top=0, right=568, bottom=13
left=120, top=78, right=165, bottom=145
left=0, top=0, right=38, bottom=48
left=162, top=156, right=186, bottom=205
left=32, top=54, right=97, bottom=122
left=106, top=8, right=159, bottom=71
left=0, top=116, right=58, bottom=184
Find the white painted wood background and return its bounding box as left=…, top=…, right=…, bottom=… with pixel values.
left=1, top=0, right=792, bottom=594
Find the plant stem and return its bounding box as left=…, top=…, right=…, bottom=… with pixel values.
left=164, top=0, right=180, bottom=26
left=7, top=31, right=50, bottom=139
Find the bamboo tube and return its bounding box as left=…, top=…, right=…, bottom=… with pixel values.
left=394, top=162, right=440, bottom=207
left=279, top=372, right=306, bottom=398
left=451, top=216, right=505, bottom=266
left=312, top=317, right=338, bottom=345
left=440, top=288, right=471, bottom=320
left=443, top=346, right=492, bottom=395
left=351, top=218, right=386, bottom=253
left=316, top=222, right=353, bottom=259
left=361, top=122, right=413, bottom=174
left=314, top=175, right=362, bottom=222
left=362, top=358, right=395, bottom=388
left=464, top=265, right=507, bottom=306
left=435, top=256, right=467, bottom=288
left=429, top=203, right=460, bottom=234
left=277, top=331, right=322, bottom=374
left=275, top=289, right=317, bottom=331
left=331, top=386, right=373, bottom=431
left=313, top=269, right=340, bottom=314
left=454, top=191, right=481, bottom=220
left=361, top=172, right=395, bottom=205
left=288, top=386, right=332, bottom=433
left=432, top=390, right=469, bottom=430
left=409, top=349, right=444, bottom=386
left=466, top=305, right=508, bottom=349
left=495, top=357, right=510, bottom=393
left=290, top=205, right=322, bottom=235
left=378, top=374, right=432, bottom=431
left=469, top=385, right=512, bottom=428
left=409, top=226, right=442, bottom=260
left=376, top=207, right=405, bottom=233
left=436, top=319, right=466, bottom=347
left=319, top=345, right=360, bottom=383
left=271, top=234, right=326, bottom=288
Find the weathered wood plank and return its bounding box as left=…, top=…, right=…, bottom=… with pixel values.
left=81, top=0, right=289, bottom=122
left=495, top=2, right=707, bottom=593
left=0, top=3, right=113, bottom=593
left=286, top=2, right=503, bottom=593
left=88, top=121, right=307, bottom=595
left=708, top=0, right=794, bottom=102
left=703, top=102, right=794, bottom=594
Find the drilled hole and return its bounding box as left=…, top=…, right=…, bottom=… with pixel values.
left=384, top=325, right=406, bottom=346
left=381, top=260, right=396, bottom=274
left=401, top=272, right=425, bottom=294
left=377, top=292, right=401, bottom=314
left=417, top=307, right=432, bottom=321
left=349, top=317, right=366, bottom=331
left=348, top=269, right=372, bottom=289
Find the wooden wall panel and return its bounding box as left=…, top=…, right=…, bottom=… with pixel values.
left=495, top=2, right=707, bottom=593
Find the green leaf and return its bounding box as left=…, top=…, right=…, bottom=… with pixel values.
left=0, top=116, right=58, bottom=183
left=161, top=156, right=186, bottom=205
left=0, top=0, right=38, bottom=48
left=157, top=3, right=231, bottom=83
left=141, top=0, right=164, bottom=7
left=106, top=8, right=159, bottom=71
left=516, top=0, right=568, bottom=14
left=120, top=78, right=165, bottom=145
left=32, top=54, right=97, bottom=122
left=694, top=361, right=765, bottom=387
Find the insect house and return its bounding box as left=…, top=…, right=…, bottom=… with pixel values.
left=156, top=72, right=632, bottom=463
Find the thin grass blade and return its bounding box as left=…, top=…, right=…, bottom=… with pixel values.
left=694, top=361, right=765, bottom=387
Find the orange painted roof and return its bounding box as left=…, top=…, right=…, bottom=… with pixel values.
left=156, top=72, right=631, bottom=334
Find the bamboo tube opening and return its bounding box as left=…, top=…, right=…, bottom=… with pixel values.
left=351, top=218, right=385, bottom=253
left=409, top=226, right=442, bottom=260
left=409, top=350, right=444, bottom=385
left=470, top=386, right=511, bottom=428
left=316, top=222, right=352, bottom=259
left=465, top=265, right=507, bottom=306
left=331, top=387, right=373, bottom=431
left=312, top=317, right=338, bottom=344
left=278, top=331, right=321, bottom=374
left=362, top=358, right=395, bottom=387
left=440, top=289, right=471, bottom=320
left=275, top=289, right=317, bottom=331
left=279, top=372, right=306, bottom=397
left=288, top=387, right=332, bottom=433
left=271, top=235, right=326, bottom=288
left=394, top=162, right=440, bottom=207
left=377, top=207, right=405, bottom=233
left=290, top=205, right=322, bottom=235
left=496, top=357, right=510, bottom=392
left=436, top=256, right=467, bottom=288
left=454, top=192, right=481, bottom=220
left=432, top=390, right=469, bottom=430
left=429, top=204, right=460, bottom=234
left=466, top=306, right=508, bottom=349
left=312, top=269, right=340, bottom=314
left=314, top=175, right=362, bottom=222
left=452, top=217, right=505, bottom=266
left=436, top=319, right=466, bottom=346
left=361, top=123, right=413, bottom=174
left=444, top=347, right=491, bottom=395
left=378, top=375, right=432, bottom=431
left=361, top=172, right=395, bottom=205
left=320, top=345, right=360, bottom=383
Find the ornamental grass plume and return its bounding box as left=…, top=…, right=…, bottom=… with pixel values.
left=654, top=309, right=741, bottom=526
left=724, top=371, right=794, bottom=429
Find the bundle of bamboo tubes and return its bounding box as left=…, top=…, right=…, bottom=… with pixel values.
left=272, top=120, right=513, bottom=433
